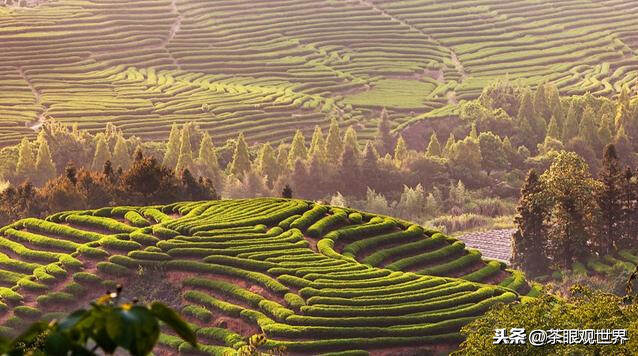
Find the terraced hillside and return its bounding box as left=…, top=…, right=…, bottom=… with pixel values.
left=1, top=0, right=638, bottom=145
left=0, top=198, right=531, bottom=355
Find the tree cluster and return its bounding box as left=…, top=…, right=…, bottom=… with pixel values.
left=512, top=145, right=638, bottom=276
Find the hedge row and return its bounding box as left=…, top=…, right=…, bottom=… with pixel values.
left=166, top=240, right=309, bottom=258
left=417, top=249, right=482, bottom=276
left=362, top=233, right=448, bottom=267
left=306, top=281, right=474, bottom=307
left=3, top=228, right=78, bottom=253
left=166, top=260, right=290, bottom=295
left=18, top=218, right=103, bottom=243
left=288, top=292, right=516, bottom=327
left=384, top=240, right=466, bottom=271
left=303, top=268, right=392, bottom=281
left=183, top=277, right=294, bottom=321
left=317, top=238, right=356, bottom=262
left=324, top=218, right=398, bottom=243
left=124, top=211, right=151, bottom=227
left=299, top=287, right=498, bottom=317
left=299, top=276, right=449, bottom=299
left=202, top=255, right=278, bottom=272
left=142, top=208, right=173, bottom=223
left=278, top=214, right=301, bottom=229
left=129, top=230, right=160, bottom=245
left=158, top=229, right=296, bottom=250
left=290, top=205, right=329, bottom=232
left=65, top=214, right=137, bottom=234
left=196, top=327, right=245, bottom=349
left=183, top=290, right=274, bottom=328
left=342, top=225, right=426, bottom=259
left=191, top=225, right=274, bottom=238
left=306, top=209, right=348, bottom=238
left=461, top=260, right=502, bottom=282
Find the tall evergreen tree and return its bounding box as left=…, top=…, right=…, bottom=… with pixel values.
left=469, top=122, right=478, bottom=140
left=307, top=125, right=326, bottom=161
left=546, top=115, right=561, bottom=140
left=620, top=167, right=638, bottom=245
left=578, top=107, right=599, bottom=150
left=257, top=143, right=278, bottom=186
left=512, top=169, right=550, bottom=276
left=614, top=125, right=634, bottom=167
left=562, top=103, right=579, bottom=141
left=361, top=141, right=379, bottom=190
left=111, top=135, right=130, bottom=171
left=425, top=132, right=441, bottom=157
left=596, top=144, right=623, bottom=253
left=275, top=141, right=289, bottom=174
left=375, top=108, right=394, bottom=155
left=92, top=135, right=111, bottom=172
left=162, top=123, right=180, bottom=170
left=597, top=121, right=613, bottom=147
left=16, top=137, right=35, bottom=181
left=288, top=129, right=308, bottom=168
left=325, top=117, right=343, bottom=163
left=175, top=126, right=194, bottom=174
left=339, top=145, right=362, bottom=196
left=343, top=126, right=360, bottom=158
left=229, top=132, right=251, bottom=178
left=197, top=132, right=221, bottom=186
left=533, top=82, right=551, bottom=120
left=518, top=88, right=546, bottom=144
left=394, top=135, right=408, bottom=166
left=34, top=137, right=56, bottom=186
left=443, top=133, right=455, bottom=157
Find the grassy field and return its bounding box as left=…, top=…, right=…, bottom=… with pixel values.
left=1, top=0, right=637, bottom=146
left=0, top=198, right=532, bottom=354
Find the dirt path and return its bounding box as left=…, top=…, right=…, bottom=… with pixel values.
left=456, top=229, right=514, bottom=263
left=17, top=66, right=47, bottom=131
left=162, top=0, right=182, bottom=70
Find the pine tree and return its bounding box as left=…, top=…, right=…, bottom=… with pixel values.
left=197, top=132, right=221, bottom=185
left=288, top=129, right=308, bottom=168
left=281, top=184, right=293, bottom=199
left=16, top=137, right=35, bottom=181
left=325, top=117, right=343, bottom=163
left=307, top=125, right=326, bottom=161
left=469, top=122, right=478, bottom=140
left=112, top=135, right=131, bottom=171
left=394, top=135, right=408, bottom=166
left=229, top=132, right=252, bottom=178
left=596, top=144, right=623, bottom=253
left=339, top=144, right=362, bottom=195
left=620, top=167, right=637, bottom=246
left=443, top=133, right=455, bottom=157
left=375, top=108, right=394, bottom=155
left=175, top=127, right=194, bottom=174
left=578, top=107, right=599, bottom=149
left=546, top=115, right=561, bottom=139
left=512, top=170, right=550, bottom=277
left=34, top=137, right=56, bottom=186
left=361, top=141, right=379, bottom=190
left=162, top=123, right=180, bottom=170
left=614, top=125, right=634, bottom=167
left=275, top=141, right=289, bottom=173
left=425, top=132, right=441, bottom=157
left=343, top=126, right=360, bottom=158
left=562, top=103, right=579, bottom=141
left=92, top=135, right=111, bottom=171
left=257, top=143, right=278, bottom=186
left=518, top=88, right=545, bottom=143
left=533, top=82, right=551, bottom=120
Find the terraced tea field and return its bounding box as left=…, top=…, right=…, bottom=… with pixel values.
left=0, top=198, right=532, bottom=354
left=1, top=0, right=638, bottom=145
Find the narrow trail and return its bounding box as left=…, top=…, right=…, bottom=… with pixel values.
left=163, top=0, right=182, bottom=70
left=456, top=229, right=515, bottom=263
left=17, top=66, right=47, bottom=131
left=358, top=0, right=467, bottom=83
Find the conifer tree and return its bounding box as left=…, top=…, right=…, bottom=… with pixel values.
left=512, top=170, right=550, bottom=278
left=620, top=167, right=637, bottom=245
left=596, top=144, right=623, bottom=253
left=112, top=135, right=130, bottom=171
left=598, top=123, right=613, bottom=148
left=339, top=144, right=362, bottom=195
left=325, top=117, right=343, bottom=163
left=562, top=103, right=579, bottom=141
left=375, top=108, right=394, bottom=155
left=175, top=126, right=194, bottom=174
left=578, top=107, right=599, bottom=149
left=197, top=132, right=221, bottom=185
left=92, top=135, right=111, bottom=171
left=287, top=129, right=308, bottom=168
left=229, top=132, right=251, bottom=178
left=307, top=125, right=326, bottom=161
left=518, top=88, right=545, bottom=142
left=257, top=143, right=278, bottom=186
left=425, top=132, right=441, bottom=157
left=34, top=137, right=56, bottom=186
left=443, top=133, right=455, bottom=157
left=533, top=82, right=551, bottom=120
left=361, top=141, right=379, bottom=189
left=162, top=123, right=180, bottom=170
left=469, top=122, right=478, bottom=140
left=614, top=125, right=634, bottom=167
left=343, top=126, right=360, bottom=158
left=394, top=135, right=408, bottom=165
left=546, top=115, right=561, bottom=139
left=16, top=137, right=35, bottom=181
left=276, top=141, right=289, bottom=173
left=281, top=184, right=293, bottom=199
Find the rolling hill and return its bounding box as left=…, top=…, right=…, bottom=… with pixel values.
left=0, top=198, right=531, bottom=355
left=1, top=0, right=638, bottom=146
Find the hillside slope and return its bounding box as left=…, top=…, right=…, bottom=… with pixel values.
left=1, top=0, right=638, bottom=145
left=0, top=198, right=528, bottom=355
